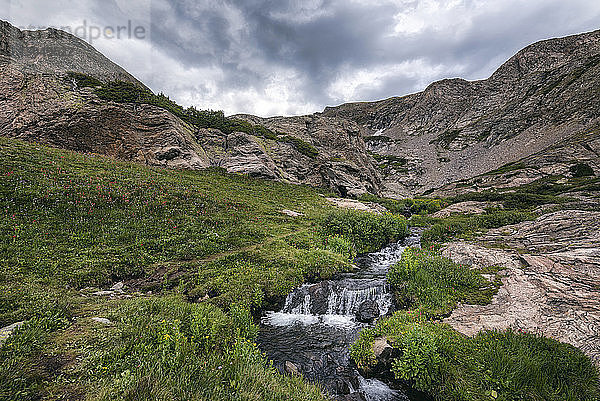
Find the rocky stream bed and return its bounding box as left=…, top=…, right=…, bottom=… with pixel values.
left=257, top=229, right=423, bottom=401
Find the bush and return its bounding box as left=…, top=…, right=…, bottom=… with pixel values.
left=320, top=210, right=408, bottom=254
left=66, top=71, right=103, bottom=88
left=388, top=247, right=497, bottom=315
left=452, top=190, right=567, bottom=210
left=323, top=234, right=357, bottom=262
left=351, top=312, right=600, bottom=401
left=571, top=163, right=595, bottom=177
left=253, top=125, right=278, bottom=140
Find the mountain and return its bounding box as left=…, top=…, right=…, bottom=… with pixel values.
left=0, top=20, right=380, bottom=197
left=322, top=29, right=600, bottom=196
left=0, top=19, right=598, bottom=199
left=0, top=21, right=144, bottom=85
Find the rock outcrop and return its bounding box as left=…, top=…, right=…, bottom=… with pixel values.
left=0, top=20, right=380, bottom=197
left=442, top=211, right=600, bottom=366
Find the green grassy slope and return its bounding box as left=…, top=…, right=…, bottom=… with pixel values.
left=0, top=137, right=409, bottom=400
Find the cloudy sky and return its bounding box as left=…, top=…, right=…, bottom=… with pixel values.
left=3, top=0, right=600, bottom=116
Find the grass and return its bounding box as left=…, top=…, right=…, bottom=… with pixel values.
left=350, top=244, right=599, bottom=401
left=387, top=247, right=502, bottom=316
left=1, top=137, right=389, bottom=400
left=350, top=311, right=600, bottom=401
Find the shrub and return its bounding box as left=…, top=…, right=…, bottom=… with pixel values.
left=388, top=248, right=497, bottom=315
left=323, top=234, right=357, bottom=262
left=320, top=210, right=408, bottom=254
left=571, top=163, right=595, bottom=177
left=452, top=190, right=567, bottom=210
left=66, top=71, right=103, bottom=88
left=253, top=125, right=278, bottom=140
left=420, top=210, right=534, bottom=243
left=95, top=80, right=152, bottom=103
left=351, top=312, right=600, bottom=401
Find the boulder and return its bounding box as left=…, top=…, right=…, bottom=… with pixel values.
left=356, top=300, right=380, bottom=323
left=284, top=360, right=300, bottom=376
left=372, top=337, right=395, bottom=360
left=91, top=317, right=113, bottom=325
left=0, top=321, right=24, bottom=345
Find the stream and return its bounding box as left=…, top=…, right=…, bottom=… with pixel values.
left=258, top=228, right=422, bottom=400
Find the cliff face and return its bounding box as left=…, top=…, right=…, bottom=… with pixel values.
left=0, top=21, right=380, bottom=197
left=322, top=30, right=600, bottom=196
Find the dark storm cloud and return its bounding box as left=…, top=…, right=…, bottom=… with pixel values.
left=3, top=0, right=600, bottom=115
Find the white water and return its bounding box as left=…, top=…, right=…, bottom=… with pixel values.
left=258, top=229, right=422, bottom=399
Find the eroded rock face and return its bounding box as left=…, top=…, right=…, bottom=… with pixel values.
left=443, top=211, right=600, bottom=366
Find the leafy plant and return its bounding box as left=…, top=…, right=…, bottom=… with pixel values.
left=388, top=247, right=499, bottom=315
left=319, top=210, right=408, bottom=254
left=351, top=312, right=600, bottom=401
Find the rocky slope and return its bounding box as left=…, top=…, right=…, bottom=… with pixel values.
left=0, top=20, right=380, bottom=196
left=0, top=21, right=144, bottom=86
left=322, top=30, right=600, bottom=196
left=442, top=210, right=600, bottom=366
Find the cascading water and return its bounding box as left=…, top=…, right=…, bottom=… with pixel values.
left=258, top=228, right=422, bottom=400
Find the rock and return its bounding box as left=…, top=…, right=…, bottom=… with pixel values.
left=334, top=394, right=366, bottom=401
left=356, top=300, right=380, bottom=323
left=372, top=337, right=394, bottom=360
left=431, top=201, right=502, bottom=218
left=326, top=197, right=387, bottom=214
left=91, top=290, right=114, bottom=296
left=0, top=321, right=24, bottom=345
left=110, top=281, right=124, bottom=291
left=323, top=30, right=600, bottom=197
left=0, top=22, right=381, bottom=198
left=442, top=242, right=522, bottom=270
left=281, top=209, right=304, bottom=217
left=3, top=21, right=600, bottom=199
left=91, top=317, right=113, bottom=325
left=306, top=281, right=331, bottom=315
left=284, top=360, right=300, bottom=376
left=443, top=211, right=600, bottom=366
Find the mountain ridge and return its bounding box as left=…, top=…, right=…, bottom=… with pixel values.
left=0, top=19, right=598, bottom=198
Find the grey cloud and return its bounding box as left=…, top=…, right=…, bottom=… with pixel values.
left=3, top=0, right=600, bottom=115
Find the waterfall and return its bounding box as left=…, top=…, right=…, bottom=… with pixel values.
left=258, top=228, right=423, bottom=400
